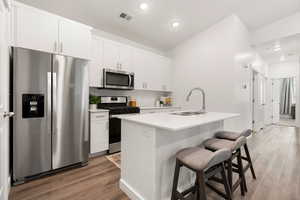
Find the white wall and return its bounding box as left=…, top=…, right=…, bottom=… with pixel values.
left=252, top=12, right=300, bottom=45
left=268, top=61, right=299, bottom=78
left=170, top=15, right=253, bottom=132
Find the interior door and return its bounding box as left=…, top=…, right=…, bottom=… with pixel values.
left=253, top=72, right=265, bottom=132
left=272, top=79, right=281, bottom=123
left=0, top=5, right=10, bottom=200
left=52, top=55, right=89, bottom=170
left=265, top=78, right=273, bottom=125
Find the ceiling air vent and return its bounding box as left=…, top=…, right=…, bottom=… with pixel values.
left=120, top=12, right=132, bottom=21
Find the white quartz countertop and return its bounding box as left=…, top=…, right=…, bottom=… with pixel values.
left=117, top=111, right=240, bottom=131
left=140, top=106, right=181, bottom=110
left=89, top=109, right=109, bottom=113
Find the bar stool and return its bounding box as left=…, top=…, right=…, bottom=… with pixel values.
left=215, top=129, right=256, bottom=181
left=171, top=147, right=232, bottom=200
left=203, top=136, right=247, bottom=196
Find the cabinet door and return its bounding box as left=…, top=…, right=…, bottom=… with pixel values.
left=59, top=19, right=91, bottom=59
left=89, top=37, right=103, bottom=87
left=133, top=48, right=151, bottom=90
left=103, top=39, right=119, bottom=69
left=15, top=5, right=59, bottom=53
left=90, top=115, right=109, bottom=154
left=119, top=44, right=133, bottom=71
left=159, top=57, right=172, bottom=91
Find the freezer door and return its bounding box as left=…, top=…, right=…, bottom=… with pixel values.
left=12, top=48, right=52, bottom=181
left=52, top=55, right=89, bottom=169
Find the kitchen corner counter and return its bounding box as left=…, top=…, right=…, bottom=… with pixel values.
left=140, top=106, right=181, bottom=110
left=88, top=109, right=109, bottom=113
left=117, top=111, right=239, bottom=131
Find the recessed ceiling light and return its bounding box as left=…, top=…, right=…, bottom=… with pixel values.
left=172, top=21, right=180, bottom=28
left=139, top=3, right=149, bottom=10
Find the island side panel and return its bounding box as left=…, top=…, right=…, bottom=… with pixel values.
left=120, top=120, right=157, bottom=200
left=154, top=121, right=224, bottom=200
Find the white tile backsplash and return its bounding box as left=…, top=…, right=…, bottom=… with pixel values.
left=90, top=88, right=172, bottom=107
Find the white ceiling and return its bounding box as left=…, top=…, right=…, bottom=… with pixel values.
left=255, top=34, right=300, bottom=64
left=17, top=0, right=300, bottom=51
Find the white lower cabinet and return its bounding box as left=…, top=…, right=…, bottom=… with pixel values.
left=90, top=112, right=109, bottom=154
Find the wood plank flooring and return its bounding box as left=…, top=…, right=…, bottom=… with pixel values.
left=9, top=125, right=300, bottom=200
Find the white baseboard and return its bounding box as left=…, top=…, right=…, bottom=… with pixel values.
left=119, top=179, right=145, bottom=200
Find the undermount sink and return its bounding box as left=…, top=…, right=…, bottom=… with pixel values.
left=171, top=111, right=206, bottom=116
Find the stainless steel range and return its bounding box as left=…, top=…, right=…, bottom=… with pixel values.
left=98, top=96, right=140, bottom=153
left=11, top=47, right=89, bottom=185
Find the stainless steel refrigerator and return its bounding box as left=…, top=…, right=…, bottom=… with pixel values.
left=11, top=47, right=89, bottom=184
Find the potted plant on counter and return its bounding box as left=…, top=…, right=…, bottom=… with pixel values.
left=89, top=95, right=100, bottom=110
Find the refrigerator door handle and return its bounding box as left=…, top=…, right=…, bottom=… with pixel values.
left=52, top=72, right=57, bottom=136
left=47, top=72, right=52, bottom=135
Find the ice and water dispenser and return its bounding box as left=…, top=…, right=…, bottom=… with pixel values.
left=22, top=94, right=45, bottom=118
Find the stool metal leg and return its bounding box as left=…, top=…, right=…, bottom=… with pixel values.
left=237, top=149, right=246, bottom=196
left=244, top=143, right=257, bottom=179
left=227, top=158, right=233, bottom=192
left=171, top=160, right=181, bottom=200
left=221, top=163, right=232, bottom=200
left=197, top=171, right=207, bottom=200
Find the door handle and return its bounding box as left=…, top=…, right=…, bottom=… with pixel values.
left=54, top=42, right=57, bottom=52
left=60, top=42, right=63, bottom=53
left=47, top=72, right=52, bottom=135
left=3, top=112, right=15, bottom=118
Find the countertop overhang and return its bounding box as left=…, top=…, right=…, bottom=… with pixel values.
left=117, top=111, right=240, bottom=131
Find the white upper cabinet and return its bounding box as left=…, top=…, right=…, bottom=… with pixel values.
left=133, top=48, right=151, bottom=90
left=59, top=19, right=91, bottom=59
left=103, top=39, right=133, bottom=71
left=133, top=47, right=172, bottom=91
left=103, top=39, right=119, bottom=69
left=14, top=4, right=59, bottom=54
left=89, top=36, right=103, bottom=87
left=12, top=2, right=92, bottom=59
left=119, top=44, right=133, bottom=71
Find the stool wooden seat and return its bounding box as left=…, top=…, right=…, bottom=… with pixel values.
left=171, top=147, right=232, bottom=200
left=203, top=137, right=247, bottom=196
left=215, top=129, right=256, bottom=181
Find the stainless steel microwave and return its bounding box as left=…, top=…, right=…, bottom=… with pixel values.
left=103, top=68, right=134, bottom=90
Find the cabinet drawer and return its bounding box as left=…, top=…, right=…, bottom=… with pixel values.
left=91, top=112, right=108, bottom=121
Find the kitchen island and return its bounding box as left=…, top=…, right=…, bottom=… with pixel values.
left=118, top=111, right=239, bottom=200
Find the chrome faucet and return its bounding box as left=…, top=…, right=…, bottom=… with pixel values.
left=186, top=87, right=206, bottom=112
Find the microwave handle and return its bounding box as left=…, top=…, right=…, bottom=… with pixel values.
left=129, top=74, right=132, bottom=87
